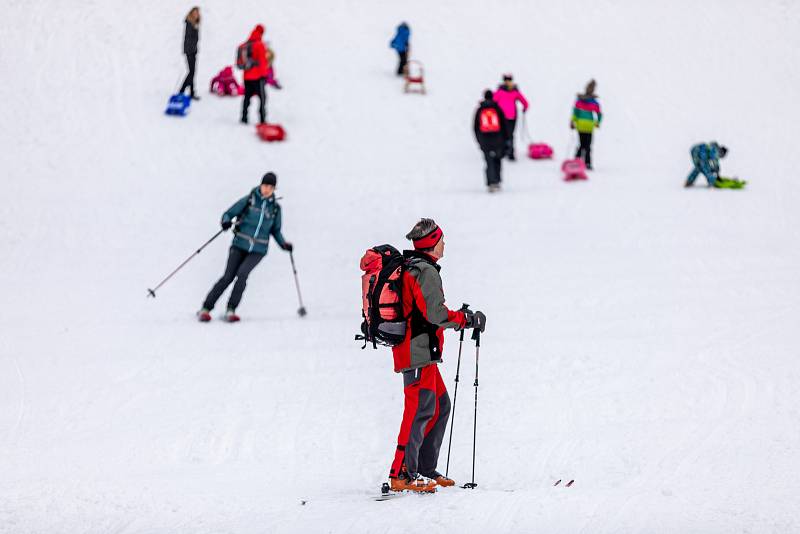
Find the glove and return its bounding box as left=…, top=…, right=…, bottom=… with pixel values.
left=570, top=122, right=575, bottom=130
left=281, top=242, right=294, bottom=252
left=221, top=220, right=232, bottom=231
left=464, top=310, right=486, bottom=333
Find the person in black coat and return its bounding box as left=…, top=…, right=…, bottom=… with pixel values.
left=473, top=90, right=509, bottom=192
left=179, top=7, right=200, bottom=100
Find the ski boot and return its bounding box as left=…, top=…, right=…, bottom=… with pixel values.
left=223, top=309, right=240, bottom=323
left=389, top=473, right=437, bottom=493
left=197, top=309, right=212, bottom=322
left=420, top=470, right=455, bottom=487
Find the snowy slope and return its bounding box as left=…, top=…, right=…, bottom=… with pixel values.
left=2, top=0, right=800, bottom=532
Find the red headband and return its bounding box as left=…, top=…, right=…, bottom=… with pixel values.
left=413, top=226, right=443, bottom=249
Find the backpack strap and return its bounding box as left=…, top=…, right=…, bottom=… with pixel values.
left=233, top=191, right=256, bottom=232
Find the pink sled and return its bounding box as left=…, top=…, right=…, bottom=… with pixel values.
left=527, top=143, right=554, bottom=159
left=561, top=158, right=588, bottom=181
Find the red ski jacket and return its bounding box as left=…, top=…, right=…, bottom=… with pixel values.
left=392, top=251, right=466, bottom=373
left=243, top=25, right=269, bottom=81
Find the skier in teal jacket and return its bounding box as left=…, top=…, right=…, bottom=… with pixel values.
left=198, top=172, right=292, bottom=322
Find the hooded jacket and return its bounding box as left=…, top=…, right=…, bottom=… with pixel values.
left=391, top=251, right=466, bottom=373
left=493, top=84, right=529, bottom=120
left=221, top=187, right=287, bottom=255
left=571, top=96, right=602, bottom=133
left=243, top=25, right=269, bottom=81
left=390, top=23, right=410, bottom=52
left=474, top=98, right=509, bottom=153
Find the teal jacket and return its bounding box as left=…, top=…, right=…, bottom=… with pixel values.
left=222, top=187, right=287, bottom=255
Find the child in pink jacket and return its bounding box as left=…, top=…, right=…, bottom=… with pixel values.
left=493, top=74, right=529, bottom=160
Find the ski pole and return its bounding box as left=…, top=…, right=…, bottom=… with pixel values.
left=147, top=229, right=224, bottom=297
left=462, top=328, right=481, bottom=489
left=289, top=251, right=307, bottom=317
left=445, top=303, right=470, bottom=478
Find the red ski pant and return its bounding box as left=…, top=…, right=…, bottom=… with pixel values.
left=389, top=364, right=451, bottom=478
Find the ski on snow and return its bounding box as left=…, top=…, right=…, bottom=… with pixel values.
left=375, top=479, right=576, bottom=500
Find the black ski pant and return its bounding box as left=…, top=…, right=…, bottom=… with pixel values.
left=396, top=50, right=408, bottom=75
left=505, top=118, right=517, bottom=159
left=203, top=246, right=264, bottom=312
left=179, top=53, right=196, bottom=96
left=483, top=149, right=503, bottom=186
left=576, top=132, right=593, bottom=168
left=242, top=78, right=267, bottom=124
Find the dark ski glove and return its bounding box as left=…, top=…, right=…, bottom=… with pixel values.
left=281, top=242, right=294, bottom=252
left=464, top=310, right=487, bottom=333
left=221, top=220, right=233, bottom=231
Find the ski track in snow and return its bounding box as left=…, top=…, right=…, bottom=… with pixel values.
left=2, top=0, right=800, bottom=533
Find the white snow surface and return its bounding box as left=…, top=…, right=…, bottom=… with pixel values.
left=2, top=0, right=800, bottom=532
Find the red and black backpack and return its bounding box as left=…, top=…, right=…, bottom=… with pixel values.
left=478, top=106, right=501, bottom=133
left=356, top=244, right=407, bottom=348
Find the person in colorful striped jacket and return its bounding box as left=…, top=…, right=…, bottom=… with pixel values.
left=571, top=79, right=602, bottom=169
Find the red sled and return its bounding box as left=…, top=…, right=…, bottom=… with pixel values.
left=256, top=123, right=286, bottom=142
left=528, top=143, right=554, bottom=159
left=561, top=158, right=588, bottom=181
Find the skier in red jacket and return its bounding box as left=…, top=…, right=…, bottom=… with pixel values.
left=241, top=24, right=270, bottom=124
left=388, top=218, right=487, bottom=493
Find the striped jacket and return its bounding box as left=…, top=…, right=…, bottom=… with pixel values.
left=392, top=251, right=466, bottom=373
left=221, top=187, right=287, bottom=255
left=572, top=97, right=602, bottom=133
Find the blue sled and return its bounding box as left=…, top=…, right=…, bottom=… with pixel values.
left=165, top=93, right=191, bottom=116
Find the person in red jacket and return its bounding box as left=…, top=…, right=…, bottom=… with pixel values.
left=241, top=24, right=270, bottom=124
left=388, top=218, right=487, bottom=493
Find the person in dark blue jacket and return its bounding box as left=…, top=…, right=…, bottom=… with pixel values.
left=198, top=172, right=293, bottom=322
left=390, top=22, right=411, bottom=76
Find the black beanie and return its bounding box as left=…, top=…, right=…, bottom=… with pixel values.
left=261, top=172, right=277, bottom=186
left=483, top=89, right=493, bottom=101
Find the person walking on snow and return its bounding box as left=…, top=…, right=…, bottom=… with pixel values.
left=685, top=142, right=728, bottom=187
left=179, top=7, right=201, bottom=100
left=571, top=79, right=603, bottom=170
left=390, top=22, right=411, bottom=76
left=197, top=173, right=293, bottom=322
left=493, top=74, right=529, bottom=161
left=474, top=90, right=510, bottom=193
left=388, top=219, right=486, bottom=493
left=240, top=24, right=270, bottom=124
